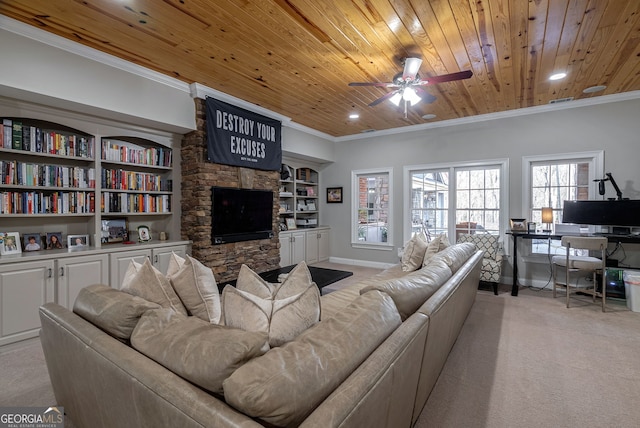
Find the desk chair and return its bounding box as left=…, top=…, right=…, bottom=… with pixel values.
left=552, top=236, right=607, bottom=311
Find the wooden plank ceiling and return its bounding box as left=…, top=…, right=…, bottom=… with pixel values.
left=1, top=0, right=639, bottom=137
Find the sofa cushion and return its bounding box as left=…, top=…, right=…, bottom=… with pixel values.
left=73, top=284, right=161, bottom=340
left=130, top=308, right=269, bottom=395
left=167, top=253, right=222, bottom=324
left=222, top=262, right=321, bottom=347
left=401, top=231, right=428, bottom=271
left=223, top=290, right=401, bottom=427
left=121, top=258, right=187, bottom=315
left=361, top=258, right=453, bottom=320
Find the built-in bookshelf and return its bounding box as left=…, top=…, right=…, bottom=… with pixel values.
left=1, top=118, right=96, bottom=216
left=279, top=163, right=319, bottom=230
left=0, top=107, right=181, bottom=251
left=100, top=137, right=173, bottom=215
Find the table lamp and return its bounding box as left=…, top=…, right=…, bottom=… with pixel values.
left=541, top=207, right=553, bottom=233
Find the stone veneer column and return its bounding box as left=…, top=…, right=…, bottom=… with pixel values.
left=181, top=98, right=281, bottom=283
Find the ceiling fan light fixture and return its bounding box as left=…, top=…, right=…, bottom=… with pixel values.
left=389, top=92, right=402, bottom=106
left=403, top=87, right=422, bottom=106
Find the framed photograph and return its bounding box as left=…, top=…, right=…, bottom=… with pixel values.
left=510, top=218, right=527, bottom=232
left=138, top=225, right=151, bottom=242
left=101, top=218, right=128, bottom=244
left=327, top=187, right=343, bottom=203
left=0, top=232, right=22, bottom=255
left=68, top=234, right=89, bottom=248
left=286, top=218, right=297, bottom=230
left=46, top=232, right=64, bottom=249
left=23, top=233, right=43, bottom=252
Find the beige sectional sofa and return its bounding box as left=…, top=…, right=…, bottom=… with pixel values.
left=39, top=243, right=483, bottom=427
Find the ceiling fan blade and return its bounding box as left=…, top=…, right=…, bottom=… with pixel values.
left=415, top=87, right=437, bottom=104
left=349, top=82, right=397, bottom=87
left=402, top=57, right=423, bottom=80
left=419, top=70, right=473, bottom=85
left=368, top=90, right=399, bottom=107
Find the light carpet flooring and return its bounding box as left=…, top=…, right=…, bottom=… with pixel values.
left=1, top=261, right=639, bottom=428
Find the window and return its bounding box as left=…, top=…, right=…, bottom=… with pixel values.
left=405, top=160, right=508, bottom=243
left=352, top=168, right=393, bottom=248
left=524, top=151, right=603, bottom=254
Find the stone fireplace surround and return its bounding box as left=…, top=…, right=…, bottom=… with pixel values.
left=181, top=98, right=281, bottom=283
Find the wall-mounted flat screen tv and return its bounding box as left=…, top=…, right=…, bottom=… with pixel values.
left=211, top=187, right=274, bottom=244
left=562, top=200, right=640, bottom=227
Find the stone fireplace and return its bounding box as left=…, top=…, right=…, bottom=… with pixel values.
left=181, top=98, right=281, bottom=283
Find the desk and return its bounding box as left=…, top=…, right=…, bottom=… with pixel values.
left=507, top=231, right=640, bottom=296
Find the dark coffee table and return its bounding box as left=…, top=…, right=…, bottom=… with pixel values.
left=218, top=265, right=353, bottom=292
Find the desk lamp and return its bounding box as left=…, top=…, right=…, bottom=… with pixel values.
left=541, top=207, right=553, bottom=233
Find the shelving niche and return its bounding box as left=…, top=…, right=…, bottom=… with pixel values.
left=0, top=99, right=183, bottom=253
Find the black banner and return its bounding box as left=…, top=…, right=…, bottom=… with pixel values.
left=205, top=97, right=282, bottom=171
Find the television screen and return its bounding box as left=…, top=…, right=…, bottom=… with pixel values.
left=211, top=187, right=274, bottom=244
left=562, top=200, right=640, bottom=227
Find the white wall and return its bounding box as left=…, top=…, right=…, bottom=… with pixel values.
left=0, top=20, right=196, bottom=134
left=322, top=98, right=640, bottom=282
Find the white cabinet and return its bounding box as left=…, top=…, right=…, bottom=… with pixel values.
left=108, top=244, right=189, bottom=288
left=151, top=245, right=187, bottom=275
left=279, top=231, right=306, bottom=266
left=0, top=260, right=55, bottom=346
left=305, top=227, right=330, bottom=264
left=109, top=249, right=152, bottom=289
left=55, top=254, right=109, bottom=310
left=279, top=163, right=319, bottom=231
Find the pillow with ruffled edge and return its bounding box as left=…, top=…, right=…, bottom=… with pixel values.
left=401, top=231, right=428, bottom=272
left=222, top=261, right=321, bottom=347
left=168, top=253, right=222, bottom=324
left=121, top=258, right=187, bottom=315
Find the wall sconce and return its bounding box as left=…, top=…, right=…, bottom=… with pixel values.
left=541, top=207, right=553, bottom=233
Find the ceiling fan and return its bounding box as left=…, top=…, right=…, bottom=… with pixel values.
left=349, top=58, right=473, bottom=118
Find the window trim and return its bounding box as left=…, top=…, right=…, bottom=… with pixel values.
left=403, top=159, right=509, bottom=244
left=351, top=167, right=394, bottom=250
left=521, top=150, right=604, bottom=259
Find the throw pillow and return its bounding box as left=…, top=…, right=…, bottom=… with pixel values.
left=401, top=231, right=428, bottom=272
left=131, top=308, right=269, bottom=395
left=120, top=258, right=187, bottom=316
left=422, top=233, right=451, bottom=266
left=73, top=284, right=161, bottom=340
left=222, top=261, right=321, bottom=347
left=168, top=254, right=222, bottom=324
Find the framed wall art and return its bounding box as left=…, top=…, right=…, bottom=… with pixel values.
left=327, top=187, right=343, bottom=203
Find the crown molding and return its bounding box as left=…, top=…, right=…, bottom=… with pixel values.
left=0, top=15, right=191, bottom=93
left=336, top=90, right=640, bottom=142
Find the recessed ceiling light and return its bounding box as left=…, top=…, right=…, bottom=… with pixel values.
left=349, top=113, right=360, bottom=119
left=583, top=85, right=607, bottom=94
left=422, top=114, right=437, bottom=120
left=549, top=72, right=567, bottom=81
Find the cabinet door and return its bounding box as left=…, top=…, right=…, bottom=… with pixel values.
left=318, top=229, right=330, bottom=262
left=305, top=231, right=319, bottom=264
left=279, top=233, right=292, bottom=267
left=0, top=260, right=55, bottom=346
left=56, top=254, right=109, bottom=310
left=291, top=231, right=306, bottom=265
left=152, top=245, right=187, bottom=275
left=109, top=249, right=152, bottom=289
